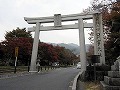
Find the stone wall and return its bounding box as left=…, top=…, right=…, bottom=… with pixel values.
left=100, top=56, right=120, bottom=90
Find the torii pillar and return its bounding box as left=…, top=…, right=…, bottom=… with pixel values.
left=78, top=18, right=87, bottom=71
left=30, top=22, right=40, bottom=72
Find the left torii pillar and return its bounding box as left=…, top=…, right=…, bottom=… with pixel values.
left=30, top=22, right=40, bottom=72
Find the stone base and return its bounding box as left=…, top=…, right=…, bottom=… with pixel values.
left=111, top=60, right=120, bottom=71
left=29, top=71, right=37, bottom=73
left=104, top=76, right=120, bottom=86
left=108, top=71, right=120, bottom=78
left=100, top=81, right=120, bottom=90
left=111, top=65, right=116, bottom=71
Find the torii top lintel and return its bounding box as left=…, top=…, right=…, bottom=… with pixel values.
left=24, top=11, right=100, bottom=24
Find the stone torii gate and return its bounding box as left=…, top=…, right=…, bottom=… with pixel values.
left=24, top=11, right=105, bottom=72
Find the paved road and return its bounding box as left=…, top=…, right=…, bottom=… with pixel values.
left=0, top=67, right=80, bottom=90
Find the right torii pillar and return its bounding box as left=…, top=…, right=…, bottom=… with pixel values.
left=93, top=13, right=105, bottom=65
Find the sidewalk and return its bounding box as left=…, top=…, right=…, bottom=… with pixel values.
left=0, top=71, right=33, bottom=79
left=0, top=66, right=57, bottom=79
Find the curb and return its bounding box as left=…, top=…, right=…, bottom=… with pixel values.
left=72, top=71, right=82, bottom=90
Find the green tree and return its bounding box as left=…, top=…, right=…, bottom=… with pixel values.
left=5, top=27, right=32, bottom=39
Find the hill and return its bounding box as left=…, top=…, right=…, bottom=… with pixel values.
left=51, top=43, right=91, bottom=55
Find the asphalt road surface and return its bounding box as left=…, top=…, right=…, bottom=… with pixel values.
left=0, top=67, right=80, bottom=90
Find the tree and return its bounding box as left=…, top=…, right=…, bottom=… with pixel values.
left=38, top=42, right=58, bottom=66
left=1, top=27, right=77, bottom=66
left=37, top=42, right=77, bottom=66
left=1, top=28, right=33, bottom=65
left=87, top=0, right=120, bottom=65
left=101, top=1, right=120, bottom=65
left=5, top=27, right=32, bottom=39
left=54, top=45, right=77, bottom=65
left=0, top=43, right=4, bottom=59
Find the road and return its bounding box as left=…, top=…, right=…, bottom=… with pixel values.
left=0, top=67, right=80, bottom=90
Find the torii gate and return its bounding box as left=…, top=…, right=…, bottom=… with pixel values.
left=24, top=11, right=105, bottom=72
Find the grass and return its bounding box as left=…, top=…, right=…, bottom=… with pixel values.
left=85, top=81, right=100, bottom=90
left=0, top=66, right=28, bottom=73
left=0, top=66, right=56, bottom=74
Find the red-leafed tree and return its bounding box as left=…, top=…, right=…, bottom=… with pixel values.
left=1, top=28, right=33, bottom=65
left=38, top=42, right=58, bottom=66
left=0, top=27, right=77, bottom=66
left=54, top=45, right=77, bottom=65
left=38, top=43, right=77, bottom=66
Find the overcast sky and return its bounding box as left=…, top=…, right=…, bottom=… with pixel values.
left=0, top=0, right=92, bottom=45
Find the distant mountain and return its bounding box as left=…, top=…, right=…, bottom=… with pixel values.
left=57, top=43, right=80, bottom=55
left=68, top=43, right=79, bottom=47
left=51, top=43, right=91, bottom=55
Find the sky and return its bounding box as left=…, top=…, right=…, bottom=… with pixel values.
left=0, top=0, right=92, bottom=45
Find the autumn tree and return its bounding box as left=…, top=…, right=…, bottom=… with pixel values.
left=87, top=0, right=120, bottom=65
left=0, top=27, right=78, bottom=66
left=1, top=27, right=33, bottom=65
left=97, top=0, right=120, bottom=65
left=54, top=45, right=77, bottom=65
left=38, top=43, right=77, bottom=66
left=38, top=42, right=58, bottom=66
left=0, top=43, right=5, bottom=65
